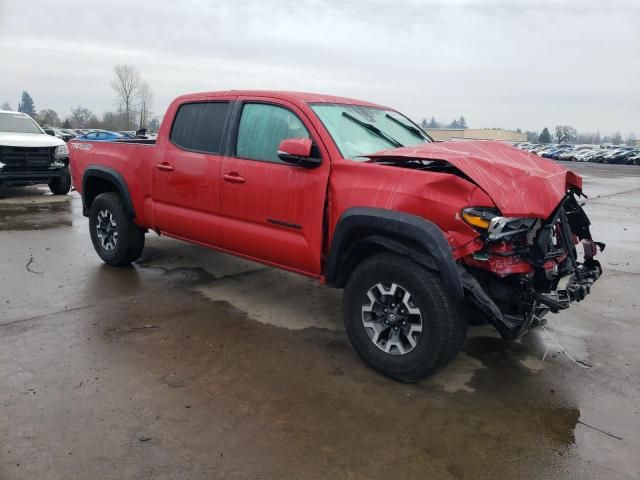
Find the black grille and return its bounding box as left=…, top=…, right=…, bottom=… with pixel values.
left=0, top=146, right=55, bottom=173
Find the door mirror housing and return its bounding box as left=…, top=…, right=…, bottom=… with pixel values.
left=277, top=138, right=321, bottom=168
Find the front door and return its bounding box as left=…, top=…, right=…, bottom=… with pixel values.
left=218, top=99, right=330, bottom=275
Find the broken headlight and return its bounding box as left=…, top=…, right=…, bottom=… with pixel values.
left=462, top=207, right=536, bottom=240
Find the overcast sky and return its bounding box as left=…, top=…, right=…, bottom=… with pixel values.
left=1, top=0, right=638, bottom=135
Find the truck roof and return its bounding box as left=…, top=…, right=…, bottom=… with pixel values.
left=172, top=90, right=386, bottom=109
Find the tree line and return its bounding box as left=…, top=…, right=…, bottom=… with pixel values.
left=526, top=126, right=635, bottom=146
left=414, top=115, right=635, bottom=146
left=419, top=116, right=468, bottom=129
left=1, top=64, right=159, bottom=132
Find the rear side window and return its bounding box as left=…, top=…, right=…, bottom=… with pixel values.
left=170, top=102, right=229, bottom=154
left=235, top=103, right=309, bottom=163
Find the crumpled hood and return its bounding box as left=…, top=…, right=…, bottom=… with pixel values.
left=368, top=141, right=582, bottom=218
left=0, top=131, right=65, bottom=148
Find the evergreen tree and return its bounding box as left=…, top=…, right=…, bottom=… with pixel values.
left=539, top=127, right=551, bottom=143
left=458, top=116, right=467, bottom=129
left=611, top=132, right=622, bottom=145
left=427, top=116, right=439, bottom=128
left=18, top=91, right=36, bottom=117
left=1, top=101, right=12, bottom=110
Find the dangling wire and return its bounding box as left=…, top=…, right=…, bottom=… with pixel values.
left=539, top=319, right=591, bottom=369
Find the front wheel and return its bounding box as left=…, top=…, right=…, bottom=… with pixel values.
left=88, top=192, right=145, bottom=266
left=48, top=166, right=72, bottom=195
left=343, top=253, right=467, bottom=382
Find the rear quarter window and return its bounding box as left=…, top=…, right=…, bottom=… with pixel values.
left=170, top=102, right=230, bottom=154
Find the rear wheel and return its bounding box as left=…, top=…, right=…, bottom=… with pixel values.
left=88, top=192, right=145, bottom=266
left=343, top=253, right=467, bottom=382
left=48, top=166, right=72, bottom=195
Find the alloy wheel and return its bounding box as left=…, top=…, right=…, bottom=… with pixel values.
left=96, top=209, right=118, bottom=250
left=361, top=282, right=423, bottom=355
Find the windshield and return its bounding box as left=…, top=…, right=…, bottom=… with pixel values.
left=310, top=104, right=430, bottom=160
left=0, top=112, right=43, bottom=134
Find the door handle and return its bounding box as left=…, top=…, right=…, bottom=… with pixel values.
left=222, top=173, right=246, bottom=184
left=155, top=162, right=174, bottom=172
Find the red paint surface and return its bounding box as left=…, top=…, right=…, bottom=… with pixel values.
left=368, top=141, right=581, bottom=218
left=70, top=91, right=582, bottom=279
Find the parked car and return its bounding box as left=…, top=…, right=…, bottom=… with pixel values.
left=604, top=148, right=637, bottom=164
left=542, top=146, right=573, bottom=159
left=76, top=130, right=126, bottom=141
left=54, top=128, right=75, bottom=142
left=558, top=146, right=591, bottom=161
left=69, top=90, right=604, bottom=382
left=43, top=127, right=64, bottom=139
left=572, top=149, right=597, bottom=162
left=627, top=153, right=640, bottom=165
left=0, top=109, right=72, bottom=194
left=59, top=128, right=78, bottom=139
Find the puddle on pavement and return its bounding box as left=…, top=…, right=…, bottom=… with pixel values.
left=539, top=407, right=581, bottom=444
left=0, top=194, right=73, bottom=231
left=428, top=352, right=486, bottom=392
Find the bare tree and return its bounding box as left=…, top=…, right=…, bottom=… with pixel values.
left=1, top=101, right=12, bottom=110
left=69, top=105, right=98, bottom=128
left=554, top=125, right=577, bottom=144
left=38, top=109, right=61, bottom=127
left=138, top=80, right=153, bottom=129
left=111, top=65, right=141, bottom=129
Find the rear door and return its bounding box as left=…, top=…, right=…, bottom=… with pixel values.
left=218, top=98, right=330, bottom=275
left=152, top=100, right=232, bottom=244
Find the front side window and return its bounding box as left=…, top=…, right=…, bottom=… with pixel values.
left=0, top=112, right=43, bottom=134
left=310, top=104, right=430, bottom=160
left=235, top=103, right=309, bottom=163
left=170, top=102, right=230, bottom=154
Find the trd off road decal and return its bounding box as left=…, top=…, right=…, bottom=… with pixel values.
left=71, top=142, right=93, bottom=151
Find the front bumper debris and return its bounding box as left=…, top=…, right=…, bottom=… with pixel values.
left=461, top=192, right=604, bottom=340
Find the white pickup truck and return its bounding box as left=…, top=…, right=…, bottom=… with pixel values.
left=0, top=110, right=71, bottom=194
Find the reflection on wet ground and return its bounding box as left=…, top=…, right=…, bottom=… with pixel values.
left=1, top=168, right=639, bottom=479
left=0, top=186, right=74, bottom=231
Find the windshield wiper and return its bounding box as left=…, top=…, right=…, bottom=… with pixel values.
left=385, top=114, right=432, bottom=141
left=341, top=112, right=403, bottom=148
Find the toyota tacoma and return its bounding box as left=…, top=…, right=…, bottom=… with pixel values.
left=69, top=91, right=603, bottom=382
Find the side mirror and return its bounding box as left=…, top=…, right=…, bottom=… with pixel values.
left=277, top=138, right=321, bottom=168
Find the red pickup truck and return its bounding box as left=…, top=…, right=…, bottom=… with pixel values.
left=69, top=91, right=603, bottom=381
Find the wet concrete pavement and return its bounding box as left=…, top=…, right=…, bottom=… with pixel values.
left=1, top=162, right=639, bottom=479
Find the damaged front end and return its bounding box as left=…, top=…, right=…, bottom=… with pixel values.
left=459, top=191, right=605, bottom=340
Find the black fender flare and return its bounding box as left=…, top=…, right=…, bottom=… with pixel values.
left=325, top=207, right=464, bottom=300
left=81, top=165, right=135, bottom=218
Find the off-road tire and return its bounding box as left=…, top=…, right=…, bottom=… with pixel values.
left=48, top=166, right=72, bottom=195
left=343, top=253, right=467, bottom=382
left=89, top=192, right=145, bottom=266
